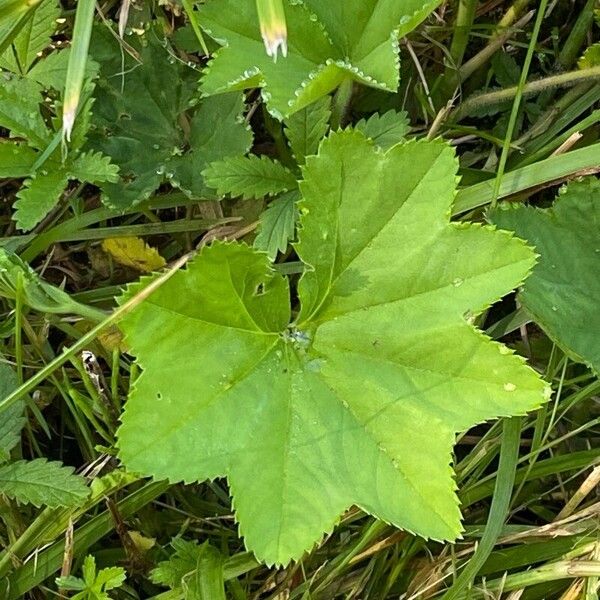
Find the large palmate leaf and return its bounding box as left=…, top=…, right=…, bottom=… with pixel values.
left=117, top=132, right=548, bottom=565
left=200, top=0, right=442, bottom=118
left=490, top=178, right=600, bottom=374
left=88, top=27, right=251, bottom=210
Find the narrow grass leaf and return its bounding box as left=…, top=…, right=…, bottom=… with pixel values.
left=62, top=0, right=95, bottom=142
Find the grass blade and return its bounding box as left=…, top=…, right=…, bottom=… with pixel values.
left=62, top=0, right=95, bottom=142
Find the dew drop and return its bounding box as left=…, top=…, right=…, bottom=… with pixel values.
left=504, top=382, right=516, bottom=392
left=551, top=305, right=558, bottom=312
left=452, top=277, right=463, bottom=287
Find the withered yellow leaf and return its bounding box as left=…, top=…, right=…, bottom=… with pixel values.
left=101, top=237, right=165, bottom=273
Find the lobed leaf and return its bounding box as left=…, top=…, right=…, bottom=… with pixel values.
left=490, top=177, right=600, bottom=374
left=117, top=133, right=548, bottom=565
left=88, top=27, right=251, bottom=209
left=200, top=0, right=443, bottom=118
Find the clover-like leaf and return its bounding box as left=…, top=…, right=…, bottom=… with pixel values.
left=117, top=132, right=548, bottom=565
left=490, top=178, right=600, bottom=374
left=200, top=0, right=443, bottom=118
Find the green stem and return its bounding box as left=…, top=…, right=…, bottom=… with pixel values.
left=331, top=78, right=354, bottom=130
left=449, top=0, right=478, bottom=67
left=2, top=481, right=169, bottom=598
left=453, top=66, right=600, bottom=121
left=557, top=0, right=597, bottom=69
left=458, top=9, right=534, bottom=82
left=453, top=141, right=600, bottom=215
left=0, top=253, right=191, bottom=415
left=491, top=0, right=550, bottom=207
left=452, top=561, right=600, bottom=600
left=441, top=417, right=522, bottom=600
left=181, top=0, right=210, bottom=56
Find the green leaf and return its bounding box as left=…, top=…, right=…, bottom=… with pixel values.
left=0, top=362, right=25, bottom=463
left=152, top=539, right=226, bottom=599
left=94, top=566, right=127, bottom=591
left=489, top=178, right=600, bottom=374
left=578, top=43, right=600, bottom=69
left=203, top=155, right=297, bottom=199
left=69, top=150, right=120, bottom=184
left=188, top=543, right=226, bottom=600
left=0, top=458, right=89, bottom=507
left=254, top=191, right=298, bottom=259
left=10, top=0, right=60, bottom=73
left=117, top=133, right=547, bottom=565
left=0, top=75, right=49, bottom=148
left=354, top=109, right=409, bottom=149
left=88, top=27, right=251, bottom=210
left=10, top=147, right=117, bottom=231
left=151, top=538, right=204, bottom=589
left=27, top=48, right=99, bottom=90
left=13, top=166, right=69, bottom=231
left=0, top=142, right=37, bottom=177
left=284, top=96, right=331, bottom=164
left=56, top=555, right=126, bottom=597
left=0, top=248, right=100, bottom=319
left=200, top=0, right=443, bottom=118
left=170, top=93, right=252, bottom=199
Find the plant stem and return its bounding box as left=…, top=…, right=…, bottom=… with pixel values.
left=449, top=0, right=478, bottom=67
left=181, top=0, right=210, bottom=56
left=491, top=0, right=550, bottom=207
left=453, top=141, right=600, bottom=215
left=557, top=0, right=597, bottom=69
left=0, top=253, right=192, bottom=415
left=441, top=417, right=522, bottom=599
left=458, top=10, right=534, bottom=82
left=331, top=78, right=354, bottom=130
left=452, top=66, right=600, bottom=121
